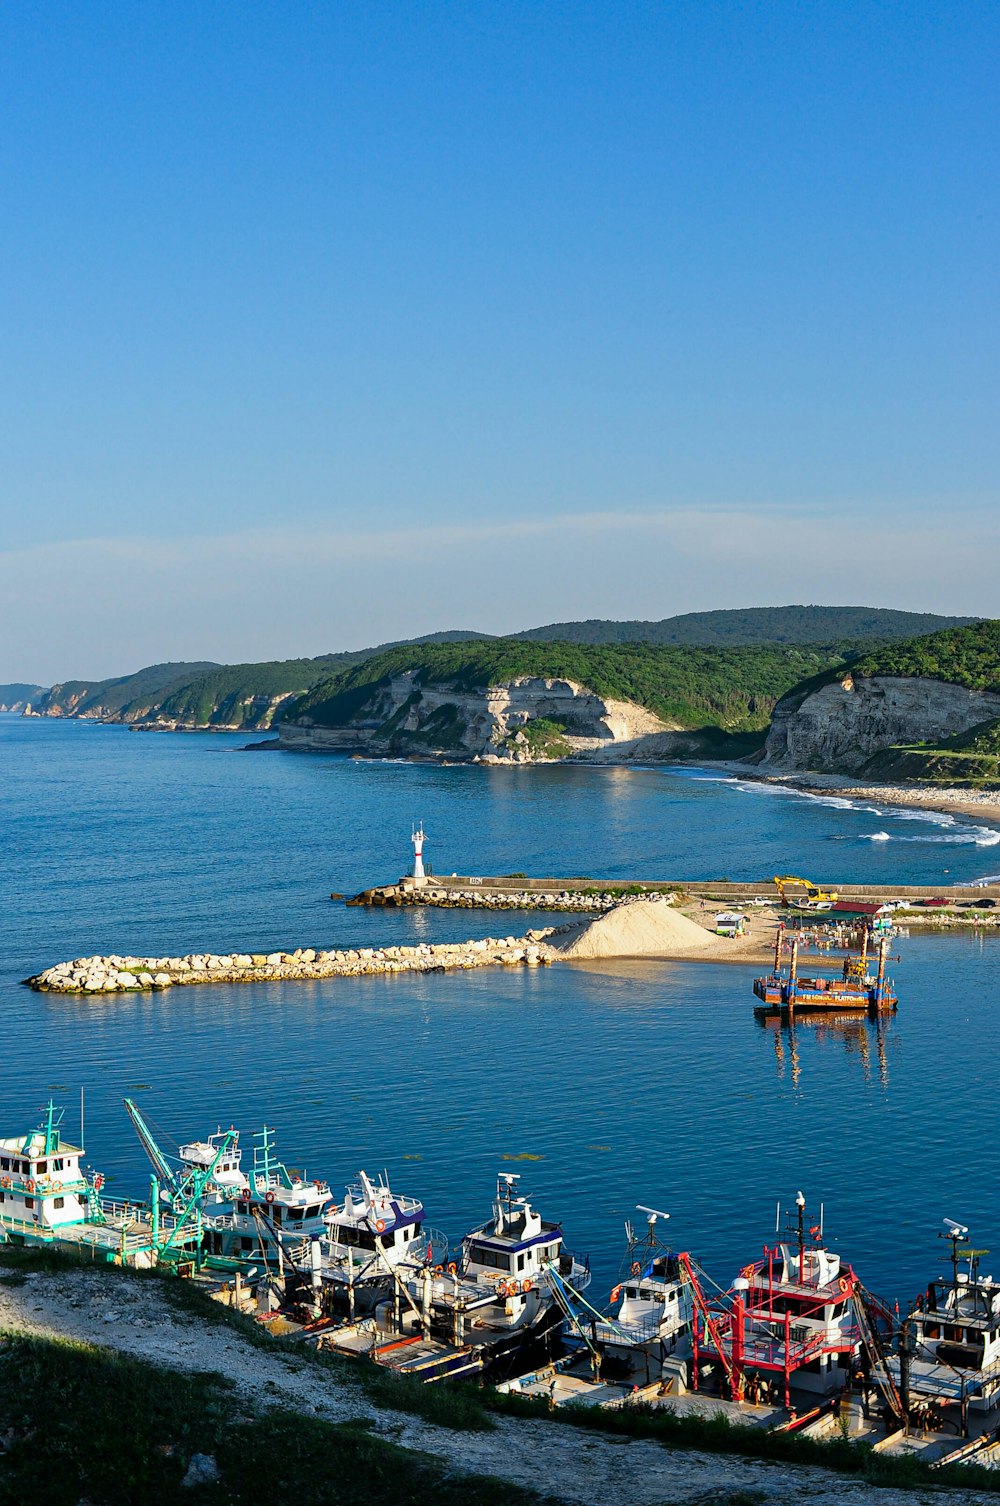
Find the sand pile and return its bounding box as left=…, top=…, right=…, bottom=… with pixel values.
left=550, top=897, right=725, bottom=959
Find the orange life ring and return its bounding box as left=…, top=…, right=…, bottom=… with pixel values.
left=433, top=1264, right=444, bottom=1276
left=51, top=1181, right=62, bottom=1194
left=375, top=1219, right=386, bottom=1233
left=741, top=1264, right=756, bottom=1280
left=447, top=1262, right=458, bottom=1275
left=25, top=1179, right=35, bottom=1193
left=521, top=1279, right=532, bottom=1294
left=265, top=1191, right=276, bottom=1204
left=631, top=1262, right=641, bottom=1276
left=497, top=1281, right=509, bottom=1298
left=610, top=1284, right=622, bottom=1304
left=241, top=1189, right=252, bottom=1201
left=0, top=1176, right=11, bottom=1190
left=838, top=1276, right=850, bottom=1293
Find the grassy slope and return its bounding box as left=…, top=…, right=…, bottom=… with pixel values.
left=0, top=1327, right=540, bottom=1506
left=288, top=640, right=855, bottom=734
left=3, top=1250, right=999, bottom=1504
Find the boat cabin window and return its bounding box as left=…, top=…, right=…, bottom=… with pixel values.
left=517, top=1253, right=526, bottom=1271
left=304, top=1205, right=320, bottom=1220
left=468, top=1245, right=511, bottom=1272
left=53, top=1197, right=64, bottom=1209
left=338, top=1227, right=378, bottom=1252
left=25, top=1197, right=34, bottom=1209
left=241, top=1238, right=254, bottom=1252
left=37, top=1161, right=47, bottom=1173
left=0, top=1159, right=7, bottom=1170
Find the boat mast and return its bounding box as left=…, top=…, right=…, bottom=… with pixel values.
left=795, top=1191, right=806, bottom=1283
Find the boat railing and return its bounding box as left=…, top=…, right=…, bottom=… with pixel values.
left=0, top=1211, right=158, bottom=1255
left=592, top=1310, right=665, bottom=1345
left=341, top=1184, right=422, bottom=1216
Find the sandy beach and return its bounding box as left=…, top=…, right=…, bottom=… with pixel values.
left=694, top=760, right=1000, bottom=828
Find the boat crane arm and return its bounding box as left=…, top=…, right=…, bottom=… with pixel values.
left=156, top=1126, right=239, bottom=1256
left=124, top=1097, right=179, bottom=1194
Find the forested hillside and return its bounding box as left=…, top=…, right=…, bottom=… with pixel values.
left=287, top=639, right=852, bottom=734
left=853, top=619, right=1000, bottom=692
left=514, top=606, right=976, bottom=646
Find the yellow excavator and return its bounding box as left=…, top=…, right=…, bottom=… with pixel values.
left=773, top=875, right=839, bottom=907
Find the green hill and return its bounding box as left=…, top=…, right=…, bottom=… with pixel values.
left=513, top=606, right=976, bottom=646
left=32, top=663, right=221, bottom=718
left=24, top=633, right=488, bottom=728
left=288, top=638, right=852, bottom=738
left=0, top=682, right=46, bottom=707
left=852, top=618, right=1000, bottom=692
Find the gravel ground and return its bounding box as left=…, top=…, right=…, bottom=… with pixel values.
left=1, top=1266, right=995, bottom=1505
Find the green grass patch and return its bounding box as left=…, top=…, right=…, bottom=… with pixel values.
left=0, top=1330, right=543, bottom=1506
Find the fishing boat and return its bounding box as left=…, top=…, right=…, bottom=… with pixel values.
left=753, top=930, right=897, bottom=1016
left=326, top=1172, right=591, bottom=1383
left=500, top=1203, right=694, bottom=1406
left=314, top=1169, right=444, bottom=1316
left=887, top=1221, right=1000, bottom=1415
left=692, top=1193, right=868, bottom=1406
left=126, top=1099, right=332, bottom=1269
left=0, top=1101, right=198, bottom=1267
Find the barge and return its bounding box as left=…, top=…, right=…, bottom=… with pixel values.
left=753, top=931, right=897, bottom=1016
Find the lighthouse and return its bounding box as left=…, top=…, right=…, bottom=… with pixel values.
left=411, top=823, right=427, bottom=884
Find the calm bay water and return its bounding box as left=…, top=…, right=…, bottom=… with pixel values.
left=4, top=714, right=1000, bottom=1301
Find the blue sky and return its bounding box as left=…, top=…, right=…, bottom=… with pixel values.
left=1, top=2, right=998, bottom=680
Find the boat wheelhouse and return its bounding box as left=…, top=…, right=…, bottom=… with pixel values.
left=126, top=1100, right=332, bottom=1270
left=695, top=1194, right=864, bottom=1405
left=318, top=1169, right=439, bottom=1315
left=350, top=1172, right=591, bottom=1383
left=196, top=1126, right=332, bottom=1265
left=888, top=1223, right=1000, bottom=1414
left=502, top=1204, right=694, bottom=1405
left=1, top=1102, right=194, bottom=1267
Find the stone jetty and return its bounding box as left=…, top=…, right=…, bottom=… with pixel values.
left=26, top=934, right=557, bottom=996
left=348, top=883, right=652, bottom=911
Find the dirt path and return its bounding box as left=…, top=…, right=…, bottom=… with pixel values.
left=2, top=1267, right=995, bottom=1505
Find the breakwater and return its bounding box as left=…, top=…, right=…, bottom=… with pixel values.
left=349, top=874, right=1000, bottom=908
left=349, top=882, right=647, bottom=911
left=26, top=935, right=556, bottom=996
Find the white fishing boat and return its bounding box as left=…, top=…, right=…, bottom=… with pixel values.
left=888, top=1221, right=1000, bottom=1414
left=126, top=1100, right=332, bottom=1269
left=1, top=1102, right=196, bottom=1267
left=313, top=1169, right=443, bottom=1315
left=326, top=1172, right=591, bottom=1382
left=501, top=1203, right=694, bottom=1404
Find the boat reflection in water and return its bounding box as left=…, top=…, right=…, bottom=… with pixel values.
left=758, top=1013, right=891, bottom=1091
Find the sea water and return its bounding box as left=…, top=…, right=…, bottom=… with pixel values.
left=3, top=714, right=999, bottom=1299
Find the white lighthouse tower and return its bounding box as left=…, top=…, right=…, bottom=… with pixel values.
left=411, top=823, right=427, bottom=885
